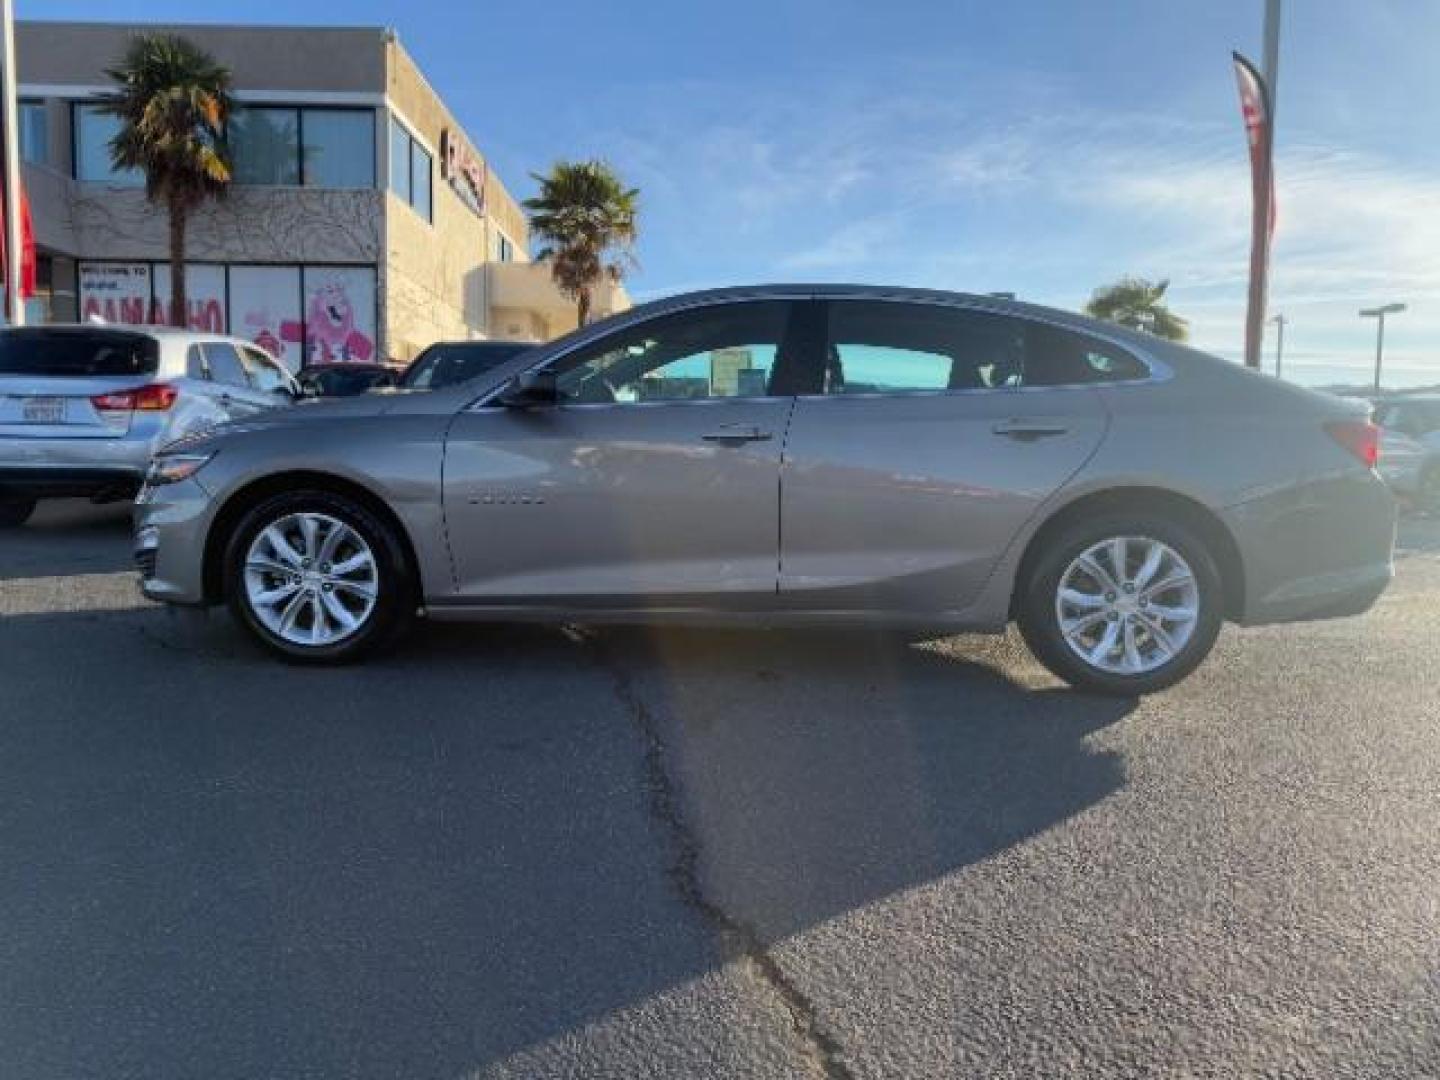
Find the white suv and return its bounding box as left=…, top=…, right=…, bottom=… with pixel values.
left=0, top=325, right=300, bottom=526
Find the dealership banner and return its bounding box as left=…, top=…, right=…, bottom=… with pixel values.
left=1232, top=51, right=1275, bottom=371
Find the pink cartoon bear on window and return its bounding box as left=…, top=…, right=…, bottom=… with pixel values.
left=297, top=278, right=374, bottom=364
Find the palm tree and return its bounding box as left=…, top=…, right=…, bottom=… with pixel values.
left=98, top=34, right=232, bottom=327
left=523, top=160, right=639, bottom=328
left=1084, top=277, right=1189, bottom=341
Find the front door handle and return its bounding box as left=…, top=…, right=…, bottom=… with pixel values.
left=992, top=420, right=1068, bottom=441
left=702, top=424, right=772, bottom=444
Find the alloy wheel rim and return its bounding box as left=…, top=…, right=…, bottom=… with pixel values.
left=1055, top=536, right=1200, bottom=676
left=243, top=512, right=379, bottom=647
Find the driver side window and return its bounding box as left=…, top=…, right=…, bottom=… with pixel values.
left=554, top=301, right=806, bottom=404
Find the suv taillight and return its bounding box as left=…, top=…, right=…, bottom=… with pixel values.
left=91, top=384, right=178, bottom=412
left=1324, top=419, right=1381, bottom=469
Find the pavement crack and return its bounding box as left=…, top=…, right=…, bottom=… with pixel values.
left=589, top=633, right=856, bottom=1080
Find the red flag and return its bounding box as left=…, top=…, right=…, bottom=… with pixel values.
left=1233, top=52, right=1274, bottom=369
left=0, top=180, right=35, bottom=300
left=0, top=180, right=36, bottom=301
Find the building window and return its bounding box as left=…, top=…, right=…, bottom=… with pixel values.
left=72, top=104, right=143, bottom=186
left=387, top=115, right=432, bottom=222
left=229, top=107, right=300, bottom=185
left=496, top=233, right=514, bottom=263
left=301, top=109, right=374, bottom=188
left=228, top=106, right=374, bottom=189
left=20, top=101, right=46, bottom=165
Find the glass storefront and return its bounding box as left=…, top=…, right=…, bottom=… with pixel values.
left=76, top=261, right=378, bottom=371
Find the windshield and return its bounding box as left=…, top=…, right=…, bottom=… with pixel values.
left=400, top=342, right=531, bottom=389
left=0, top=330, right=158, bottom=376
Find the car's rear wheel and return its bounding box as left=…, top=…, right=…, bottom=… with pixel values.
left=224, top=490, right=414, bottom=663
left=1016, top=514, right=1223, bottom=695
left=0, top=497, right=36, bottom=528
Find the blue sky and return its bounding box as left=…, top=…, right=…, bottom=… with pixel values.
left=29, top=0, right=1440, bottom=384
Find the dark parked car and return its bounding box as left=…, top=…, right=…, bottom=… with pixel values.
left=399, top=340, right=534, bottom=390
left=295, top=363, right=400, bottom=398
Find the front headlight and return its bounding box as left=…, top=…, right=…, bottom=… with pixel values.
left=145, top=452, right=215, bottom=486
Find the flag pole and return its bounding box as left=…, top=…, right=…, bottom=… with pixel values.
left=0, top=0, right=23, bottom=326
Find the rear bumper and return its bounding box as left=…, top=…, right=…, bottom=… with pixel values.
left=0, top=434, right=155, bottom=499
left=1224, top=470, right=1397, bottom=626
left=0, top=465, right=143, bottom=500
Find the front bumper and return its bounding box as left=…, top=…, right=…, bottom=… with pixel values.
left=133, top=476, right=215, bottom=605
left=1224, top=469, right=1397, bottom=627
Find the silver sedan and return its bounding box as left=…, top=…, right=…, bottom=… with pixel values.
left=134, top=286, right=1396, bottom=694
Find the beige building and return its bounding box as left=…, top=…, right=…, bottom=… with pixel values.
left=15, top=20, right=628, bottom=368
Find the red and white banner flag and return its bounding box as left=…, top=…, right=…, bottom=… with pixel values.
left=1233, top=52, right=1274, bottom=369
left=0, top=180, right=35, bottom=301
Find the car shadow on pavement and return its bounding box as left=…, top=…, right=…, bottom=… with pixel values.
left=0, top=500, right=134, bottom=580
left=590, top=626, right=1136, bottom=946
left=0, top=605, right=1133, bottom=1078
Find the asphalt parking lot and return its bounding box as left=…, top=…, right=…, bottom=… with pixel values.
left=2, top=502, right=1439, bottom=1079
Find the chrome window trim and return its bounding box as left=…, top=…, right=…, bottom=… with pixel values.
left=466, top=289, right=1170, bottom=411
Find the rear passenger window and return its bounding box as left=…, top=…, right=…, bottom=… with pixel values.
left=822, top=301, right=1149, bottom=394
left=203, top=343, right=251, bottom=388
left=1023, top=323, right=1148, bottom=385
left=823, top=301, right=1025, bottom=394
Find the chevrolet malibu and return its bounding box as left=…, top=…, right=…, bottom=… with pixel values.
left=134, top=286, right=1396, bottom=694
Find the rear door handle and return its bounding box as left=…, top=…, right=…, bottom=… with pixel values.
left=992, top=420, right=1069, bottom=441
left=701, top=424, right=772, bottom=444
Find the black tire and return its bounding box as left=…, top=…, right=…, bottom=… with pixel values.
left=1016, top=513, right=1224, bottom=696
left=0, top=497, right=36, bottom=528
left=223, top=489, right=414, bottom=663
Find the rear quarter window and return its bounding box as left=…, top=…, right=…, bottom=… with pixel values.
left=0, top=330, right=158, bottom=376
left=1023, top=323, right=1149, bottom=386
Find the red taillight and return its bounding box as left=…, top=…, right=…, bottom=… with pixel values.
left=1325, top=419, right=1381, bottom=469
left=90, top=384, right=178, bottom=412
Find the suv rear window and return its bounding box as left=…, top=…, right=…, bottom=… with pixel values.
left=0, top=330, right=158, bottom=376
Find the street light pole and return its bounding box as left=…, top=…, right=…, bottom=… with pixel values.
left=1360, top=303, right=1406, bottom=393
left=1268, top=312, right=1287, bottom=379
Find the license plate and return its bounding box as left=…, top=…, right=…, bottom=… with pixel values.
left=22, top=397, right=65, bottom=423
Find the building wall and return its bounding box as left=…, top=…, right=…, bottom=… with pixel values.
left=382, top=35, right=532, bottom=359
left=17, top=22, right=386, bottom=94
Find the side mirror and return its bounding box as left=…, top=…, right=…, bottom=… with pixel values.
left=497, top=369, right=559, bottom=409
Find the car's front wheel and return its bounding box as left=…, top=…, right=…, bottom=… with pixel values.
left=224, top=490, right=414, bottom=663
left=0, top=497, right=36, bottom=527
left=1016, top=514, right=1224, bottom=695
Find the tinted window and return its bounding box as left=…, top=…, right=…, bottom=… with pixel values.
left=73, top=105, right=143, bottom=186
left=20, top=101, right=46, bottom=165
left=302, top=367, right=391, bottom=396
left=554, top=302, right=805, bottom=403
left=239, top=347, right=290, bottom=392
left=230, top=107, right=301, bottom=185
left=824, top=302, right=1024, bottom=394
left=822, top=301, right=1148, bottom=394
left=302, top=110, right=374, bottom=188
left=388, top=118, right=411, bottom=203
left=412, top=143, right=432, bottom=221
left=203, top=343, right=251, bottom=388
left=401, top=343, right=531, bottom=390
left=0, top=330, right=157, bottom=375
left=1023, top=322, right=1148, bottom=385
